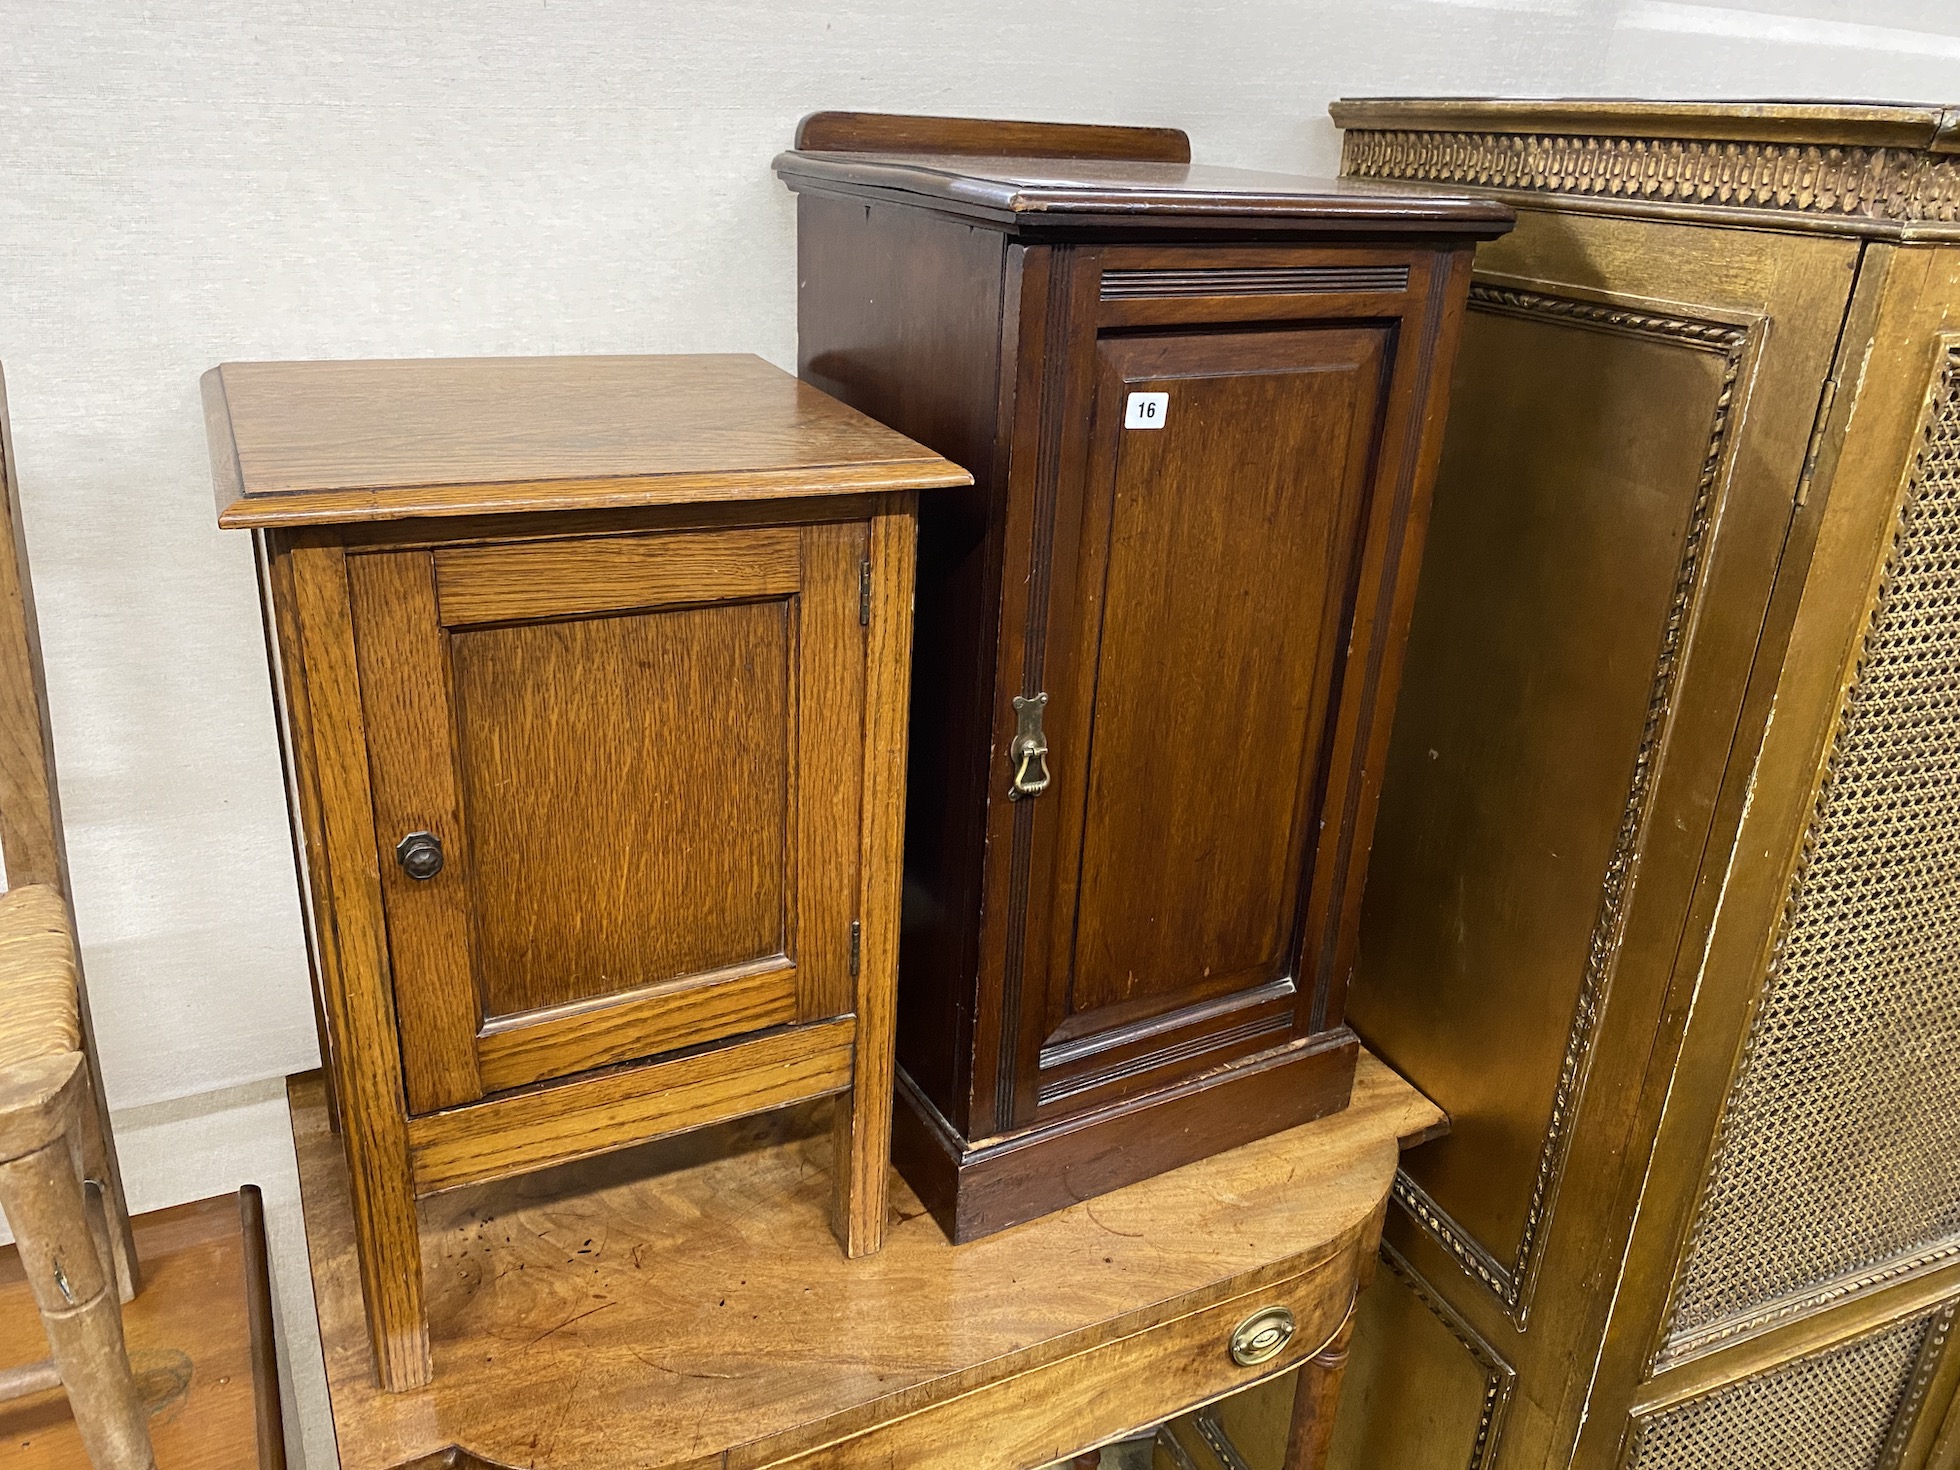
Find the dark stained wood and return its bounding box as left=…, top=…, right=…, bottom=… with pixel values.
left=288, top=1051, right=1441, bottom=1470
left=218, top=357, right=962, bottom=1389
left=1036, top=325, right=1387, bottom=1077
left=205, top=355, right=970, bottom=528
left=783, top=123, right=1509, bottom=1242
left=894, top=1036, right=1360, bottom=1244
left=794, top=110, right=1192, bottom=163
left=0, top=1191, right=286, bottom=1469
left=795, top=194, right=1010, bottom=1137
left=773, top=153, right=1516, bottom=239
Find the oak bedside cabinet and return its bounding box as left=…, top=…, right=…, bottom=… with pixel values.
left=776, top=113, right=1513, bottom=1242
left=204, top=353, right=969, bottom=1390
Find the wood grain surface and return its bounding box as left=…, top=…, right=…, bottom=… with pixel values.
left=0, top=1192, right=284, bottom=1469
left=290, top=1050, right=1440, bottom=1470
left=794, top=111, right=1192, bottom=163
left=206, top=355, right=971, bottom=528
left=452, top=598, right=793, bottom=1019
left=405, top=1018, right=857, bottom=1194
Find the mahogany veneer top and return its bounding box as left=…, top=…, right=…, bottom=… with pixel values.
left=773, top=151, right=1517, bottom=234
left=206, top=353, right=971, bottom=529
left=289, top=1053, right=1443, bottom=1469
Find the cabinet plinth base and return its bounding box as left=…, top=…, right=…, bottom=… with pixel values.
left=894, top=1034, right=1361, bottom=1243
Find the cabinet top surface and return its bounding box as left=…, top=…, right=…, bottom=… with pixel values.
left=205, top=352, right=971, bottom=530
left=773, top=150, right=1517, bottom=235
left=1330, top=96, right=1960, bottom=152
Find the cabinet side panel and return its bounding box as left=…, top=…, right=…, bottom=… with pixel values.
left=796, top=193, right=1008, bottom=1129
left=1352, top=295, right=1743, bottom=1265
left=1326, top=1246, right=1514, bottom=1470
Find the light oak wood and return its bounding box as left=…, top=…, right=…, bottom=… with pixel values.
left=206, top=355, right=969, bottom=528
left=288, top=1050, right=1441, bottom=1470
left=213, top=355, right=966, bottom=1391
left=433, top=525, right=803, bottom=626
left=0, top=1190, right=288, bottom=1470
left=829, top=502, right=915, bottom=1258
left=473, top=960, right=799, bottom=1094
left=405, top=1019, right=856, bottom=1193
left=288, top=540, right=432, bottom=1390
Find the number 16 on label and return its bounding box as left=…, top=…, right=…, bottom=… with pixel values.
left=1125, top=391, right=1169, bottom=430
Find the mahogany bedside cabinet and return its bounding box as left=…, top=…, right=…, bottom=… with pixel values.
left=776, top=113, right=1513, bottom=1242
left=204, top=353, right=970, bottom=1390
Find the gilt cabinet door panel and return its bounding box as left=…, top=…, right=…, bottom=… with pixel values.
left=1025, top=325, right=1390, bottom=1121
left=349, top=520, right=868, bottom=1114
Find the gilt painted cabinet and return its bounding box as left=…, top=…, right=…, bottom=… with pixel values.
left=777, top=112, right=1513, bottom=1241
left=1312, top=98, right=1960, bottom=1470
left=207, top=353, right=968, bottom=1388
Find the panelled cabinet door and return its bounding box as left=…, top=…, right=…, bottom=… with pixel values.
left=347, top=521, right=869, bottom=1114
left=1022, top=324, right=1391, bottom=1123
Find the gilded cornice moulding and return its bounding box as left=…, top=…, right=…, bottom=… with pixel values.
left=1331, top=100, right=1960, bottom=233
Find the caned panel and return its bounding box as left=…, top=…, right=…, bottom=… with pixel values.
left=1664, top=344, right=1960, bottom=1354
left=451, top=600, right=793, bottom=1019
left=1065, top=328, right=1384, bottom=1023
left=1626, top=1309, right=1947, bottom=1470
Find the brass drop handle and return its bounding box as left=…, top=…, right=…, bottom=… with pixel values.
left=1009, top=693, right=1050, bottom=800
left=396, top=831, right=445, bottom=881
left=1228, top=1305, right=1296, bottom=1367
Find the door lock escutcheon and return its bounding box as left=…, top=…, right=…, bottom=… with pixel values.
left=1009, top=693, right=1050, bottom=801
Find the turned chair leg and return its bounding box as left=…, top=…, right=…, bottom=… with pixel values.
left=75, top=1074, right=137, bottom=1303
left=0, top=1122, right=155, bottom=1470
left=1283, top=1306, right=1357, bottom=1469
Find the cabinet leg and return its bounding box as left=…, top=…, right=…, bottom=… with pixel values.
left=831, top=1077, right=893, bottom=1259
left=1283, top=1306, right=1357, bottom=1469
left=831, top=504, right=914, bottom=1261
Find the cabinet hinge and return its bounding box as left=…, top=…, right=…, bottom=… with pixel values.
left=859, top=558, right=872, bottom=626
left=848, top=920, right=861, bottom=977
left=1795, top=376, right=1840, bottom=508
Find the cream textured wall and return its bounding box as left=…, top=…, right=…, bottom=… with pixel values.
left=5, top=0, right=1956, bottom=1114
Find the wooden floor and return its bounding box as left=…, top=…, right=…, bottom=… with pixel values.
left=292, top=1052, right=1442, bottom=1470
left=0, top=1190, right=283, bottom=1468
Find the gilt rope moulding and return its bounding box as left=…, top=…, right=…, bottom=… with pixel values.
left=205, top=353, right=968, bottom=1391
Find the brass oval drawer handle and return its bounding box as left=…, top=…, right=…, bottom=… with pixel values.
left=1229, top=1306, right=1296, bottom=1367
